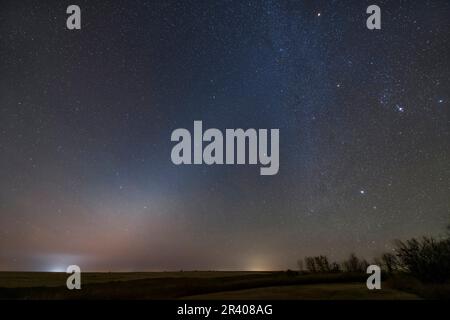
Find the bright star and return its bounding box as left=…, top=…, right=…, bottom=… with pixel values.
left=395, top=104, right=405, bottom=113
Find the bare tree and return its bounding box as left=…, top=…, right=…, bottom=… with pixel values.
left=297, top=259, right=304, bottom=272
left=381, top=252, right=398, bottom=273
left=395, top=236, right=450, bottom=282
left=342, top=253, right=365, bottom=273
left=304, top=256, right=317, bottom=273
left=314, top=255, right=331, bottom=272
left=330, top=262, right=341, bottom=272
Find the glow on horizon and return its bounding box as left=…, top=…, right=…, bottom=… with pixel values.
left=47, top=266, right=67, bottom=273
left=244, top=255, right=275, bottom=272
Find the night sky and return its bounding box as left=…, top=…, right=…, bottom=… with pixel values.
left=0, top=0, right=449, bottom=272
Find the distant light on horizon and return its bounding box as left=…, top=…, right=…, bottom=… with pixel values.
left=245, top=255, right=274, bottom=272
left=48, top=266, right=66, bottom=273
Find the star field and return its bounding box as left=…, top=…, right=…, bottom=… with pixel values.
left=0, top=0, right=449, bottom=271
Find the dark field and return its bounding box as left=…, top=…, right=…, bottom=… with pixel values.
left=0, top=271, right=431, bottom=300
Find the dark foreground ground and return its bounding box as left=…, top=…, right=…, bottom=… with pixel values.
left=0, top=271, right=447, bottom=300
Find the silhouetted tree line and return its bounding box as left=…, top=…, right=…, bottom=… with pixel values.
left=298, top=223, right=450, bottom=283
left=299, top=253, right=369, bottom=274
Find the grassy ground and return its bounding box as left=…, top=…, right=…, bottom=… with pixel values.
left=0, top=271, right=427, bottom=300
left=183, top=282, right=420, bottom=300
left=0, top=271, right=266, bottom=288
